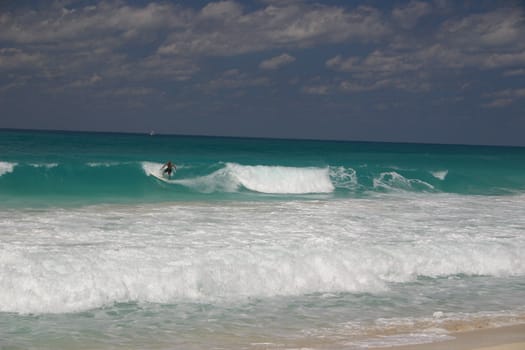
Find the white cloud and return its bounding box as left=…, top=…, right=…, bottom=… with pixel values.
left=479, top=51, right=525, bottom=69
left=0, top=1, right=391, bottom=91
left=0, top=74, right=32, bottom=93
left=1, top=0, right=524, bottom=101
left=439, top=7, right=525, bottom=48
left=484, top=88, right=525, bottom=108
left=259, top=53, right=295, bottom=70
left=325, top=5, right=525, bottom=93
left=392, top=1, right=432, bottom=29
left=504, top=68, right=525, bottom=77
left=483, top=98, right=513, bottom=108
left=0, top=1, right=205, bottom=91
left=327, top=50, right=422, bottom=76
left=326, top=55, right=359, bottom=71
left=200, top=1, right=243, bottom=19
left=302, top=85, right=329, bottom=95
left=134, top=55, right=199, bottom=81
left=203, top=69, right=270, bottom=91
left=158, top=3, right=389, bottom=56
left=69, top=74, right=102, bottom=88
left=0, top=2, right=186, bottom=44
left=106, top=87, right=160, bottom=97
left=431, top=6, right=525, bottom=70
left=0, top=48, right=44, bottom=70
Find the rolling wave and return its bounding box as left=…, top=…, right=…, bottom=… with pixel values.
left=2, top=196, right=524, bottom=314
left=1, top=159, right=525, bottom=205
left=142, top=161, right=334, bottom=194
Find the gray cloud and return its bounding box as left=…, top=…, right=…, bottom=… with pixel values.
left=200, top=1, right=243, bottom=19
left=104, top=87, right=161, bottom=97
left=439, top=7, right=525, bottom=49
left=1, top=0, right=524, bottom=113
left=504, top=68, right=525, bottom=77
left=0, top=1, right=195, bottom=91
left=132, top=55, right=199, bottom=82
left=0, top=0, right=390, bottom=94
left=0, top=2, right=187, bottom=44
left=0, top=48, right=44, bottom=70
left=327, top=50, right=422, bottom=75
left=259, top=53, right=296, bottom=70
left=202, top=69, right=270, bottom=91
left=68, top=74, right=103, bottom=88
left=484, top=88, right=525, bottom=108
left=0, top=74, right=32, bottom=93
left=436, top=7, right=525, bottom=70
left=158, top=3, right=389, bottom=56
left=301, top=85, right=329, bottom=95
left=3, top=2, right=523, bottom=79
left=392, top=1, right=432, bottom=29
left=326, top=5, right=525, bottom=93
left=326, top=50, right=427, bottom=92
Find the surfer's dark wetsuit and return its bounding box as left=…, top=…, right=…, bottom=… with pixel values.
left=162, top=161, right=176, bottom=177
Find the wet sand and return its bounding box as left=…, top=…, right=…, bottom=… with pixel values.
left=373, top=324, right=525, bottom=350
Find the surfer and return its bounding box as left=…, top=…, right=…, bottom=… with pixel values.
left=161, top=161, right=176, bottom=177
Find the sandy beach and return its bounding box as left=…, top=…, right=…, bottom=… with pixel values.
left=374, top=324, right=525, bottom=350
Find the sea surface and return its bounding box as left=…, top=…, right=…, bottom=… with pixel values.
left=1, top=129, right=525, bottom=349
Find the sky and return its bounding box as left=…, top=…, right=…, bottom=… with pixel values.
left=1, top=0, right=524, bottom=146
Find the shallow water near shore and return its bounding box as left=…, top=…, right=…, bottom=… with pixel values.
left=1, top=130, right=525, bottom=348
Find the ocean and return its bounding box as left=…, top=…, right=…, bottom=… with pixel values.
left=1, top=129, right=524, bottom=349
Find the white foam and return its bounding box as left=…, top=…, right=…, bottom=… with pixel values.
left=1, top=194, right=525, bottom=314
left=87, top=162, right=120, bottom=167
left=160, top=163, right=335, bottom=194
left=29, top=163, right=58, bottom=168
left=373, top=171, right=434, bottom=192
left=0, top=161, right=16, bottom=176
left=173, top=165, right=239, bottom=192
left=346, top=310, right=525, bottom=348
left=141, top=161, right=165, bottom=176
left=431, top=170, right=448, bottom=180
left=330, top=166, right=358, bottom=189
left=227, top=163, right=334, bottom=194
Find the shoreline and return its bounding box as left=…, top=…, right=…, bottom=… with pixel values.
left=371, top=323, right=525, bottom=350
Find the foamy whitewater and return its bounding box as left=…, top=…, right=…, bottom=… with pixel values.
left=1, top=130, right=525, bottom=349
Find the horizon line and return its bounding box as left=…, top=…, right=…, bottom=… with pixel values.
left=1, top=127, right=524, bottom=149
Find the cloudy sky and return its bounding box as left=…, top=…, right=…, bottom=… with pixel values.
left=1, top=0, right=524, bottom=145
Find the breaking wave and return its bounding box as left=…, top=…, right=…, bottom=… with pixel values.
left=0, top=161, right=16, bottom=176
left=1, top=196, right=524, bottom=314
left=1, top=158, right=525, bottom=206
left=173, top=163, right=334, bottom=194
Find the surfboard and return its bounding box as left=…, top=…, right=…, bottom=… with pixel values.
left=149, top=171, right=173, bottom=183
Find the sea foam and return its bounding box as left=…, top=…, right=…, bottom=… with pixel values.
left=142, top=162, right=335, bottom=194
left=373, top=171, right=435, bottom=192
left=431, top=170, right=448, bottom=180
left=142, top=161, right=164, bottom=176
left=0, top=161, right=16, bottom=176
left=29, top=163, right=58, bottom=168
left=226, top=163, right=334, bottom=194
left=1, top=194, right=524, bottom=314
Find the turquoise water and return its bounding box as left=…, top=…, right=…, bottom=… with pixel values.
left=1, top=129, right=525, bottom=349
left=2, top=130, right=525, bottom=207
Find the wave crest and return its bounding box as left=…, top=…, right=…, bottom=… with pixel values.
left=373, top=171, right=435, bottom=192
left=227, top=163, right=334, bottom=194
left=0, top=161, right=17, bottom=176
left=159, top=163, right=335, bottom=194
